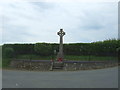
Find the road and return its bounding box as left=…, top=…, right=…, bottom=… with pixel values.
left=2, top=66, right=118, bottom=88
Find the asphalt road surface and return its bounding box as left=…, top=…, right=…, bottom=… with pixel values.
left=2, top=67, right=118, bottom=88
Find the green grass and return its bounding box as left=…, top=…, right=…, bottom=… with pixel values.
left=2, top=58, right=12, bottom=68
left=16, top=54, right=54, bottom=60
left=64, top=55, right=117, bottom=61
left=15, top=54, right=117, bottom=61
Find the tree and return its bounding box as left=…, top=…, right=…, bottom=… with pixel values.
left=34, top=43, right=52, bottom=56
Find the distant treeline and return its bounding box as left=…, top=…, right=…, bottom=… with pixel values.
left=2, top=39, right=120, bottom=58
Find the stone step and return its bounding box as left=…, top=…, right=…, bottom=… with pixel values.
left=52, top=69, right=63, bottom=71
left=52, top=66, right=63, bottom=69
left=52, top=67, right=63, bottom=71
left=52, top=64, right=64, bottom=71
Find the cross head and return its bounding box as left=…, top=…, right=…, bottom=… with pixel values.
left=57, top=29, right=65, bottom=37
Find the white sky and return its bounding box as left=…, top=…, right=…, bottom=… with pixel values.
left=0, top=0, right=119, bottom=44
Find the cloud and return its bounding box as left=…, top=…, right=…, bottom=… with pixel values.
left=1, top=1, right=118, bottom=44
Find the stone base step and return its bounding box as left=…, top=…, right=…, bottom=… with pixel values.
left=52, top=66, right=63, bottom=69
left=52, top=67, right=63, bottom=71
left=53, top=67, right=62, bottom=69
left=51, top=61, right=64, bottom=70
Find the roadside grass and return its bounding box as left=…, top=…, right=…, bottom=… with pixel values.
left=16, top=54, right=53, bottom=60
left=64, top=55, right=118, bottom=61
left=15, top=54, right=117, bottom=61
left=2, top=58, right=12, bottom=68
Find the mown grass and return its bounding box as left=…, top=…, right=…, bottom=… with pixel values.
left=64, top=55, right=118, bottom=61
left=15, top=54, right=117, bottom=61
left=16, top=54, right=54, bottom=60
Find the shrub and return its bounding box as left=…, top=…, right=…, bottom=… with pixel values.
left=3, top=47, right=14, bottom=58
left=34, top=43, right=52, bottom=56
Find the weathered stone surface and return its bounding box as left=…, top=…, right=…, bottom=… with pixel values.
left=57, top=29, right=65, bottom=61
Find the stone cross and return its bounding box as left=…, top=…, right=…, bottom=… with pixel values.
left=57, top=29, right=65, bottom=61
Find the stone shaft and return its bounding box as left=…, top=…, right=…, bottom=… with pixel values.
left=57, top=29, right=65, bottom=61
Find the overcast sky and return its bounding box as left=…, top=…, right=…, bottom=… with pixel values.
left=0, top=0, right=118, bottom=44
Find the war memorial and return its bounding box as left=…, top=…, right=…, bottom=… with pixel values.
left=10, top=29, right=118, bottom=71
left=2, top=29, right=118, bottom=88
